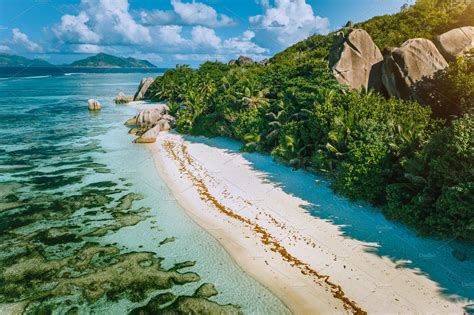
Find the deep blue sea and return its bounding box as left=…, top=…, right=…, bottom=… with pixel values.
left=0, top=66, right=167, bottom=79
left=0, top=72, right=288, bottom=314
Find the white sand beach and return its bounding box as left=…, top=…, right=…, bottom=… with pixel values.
left=149, top=131, right=471, bottom=314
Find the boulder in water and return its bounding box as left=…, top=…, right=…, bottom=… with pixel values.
left=114, top=92, right=133, bottom=104
left=329, top=29, right=384, bottom=91
left=381, top=38, right=448, bottom=100
left=434, top=26, right=474, bottom=61
left=87, top=99, right=101, bottom=111
left=134, top=78, right=154, bottom=101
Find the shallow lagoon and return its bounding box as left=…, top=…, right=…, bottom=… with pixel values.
left=0, top=73, right=289, bottom=314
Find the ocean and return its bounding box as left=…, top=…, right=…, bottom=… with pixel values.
left=0, top=66, right=167, bottom=79
left=0, top=72, right=289, bottom=314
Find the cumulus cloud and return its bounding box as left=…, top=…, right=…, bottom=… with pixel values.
left=140, top=0, right=236, bottom=28
left=72, top=44, right=102, bottom=53
left=140, top=10, right=177, bottom=26
left=223, top=30, right=269, bottom=54
left=42, top=0, right=270, bottom=65
left=0, top=45, right=11, bottom=53
left=12, top=28, right=43, bottom=52
left=153, top=25, right=189, bottom=47
left=52, top=12, right=101, bottom=44
left=172, top=0, right=235, bottom=27
left=249, top=0, right=329, bottom=48
left=53, top=0, right=151, bottom=46
left=191, top=26, right=221, bottom=49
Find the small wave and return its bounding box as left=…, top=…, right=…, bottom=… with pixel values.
left=64, top=73, right=86, bottom=76
left=19, top=75, right=52, bottom=80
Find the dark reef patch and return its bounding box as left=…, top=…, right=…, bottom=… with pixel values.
left=0, top=155, right=238, bottom=315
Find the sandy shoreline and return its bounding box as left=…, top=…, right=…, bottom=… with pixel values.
left=148, top=131, right=470, bottom=314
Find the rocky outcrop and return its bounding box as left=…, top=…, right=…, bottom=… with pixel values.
left=381, top=38, right=448, bottom=100
left=134, top=125, right=162, bottom=143
left=329, top=29, right=384, bottom=91
left=135, top=105, right=170, bottom=128
left=133, top=77, right=154, bottom=101
left=87, top=99, right=101, bottom=111
left=434, top=26, right=474, bottom=61
left=114, top=92, right=133, bottom=104
left=125, top=105, right=175, bottom=144
left=228, top=56, right=254, bottom=66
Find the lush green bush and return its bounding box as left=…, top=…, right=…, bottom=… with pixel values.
left=417, top=56, right=474, bottom=119
left=385, top=114, right=474, bottom=238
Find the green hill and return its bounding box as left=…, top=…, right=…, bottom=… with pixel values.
left=68, top=53, right=156, bottom=68
left=0, top=53, right=53, bottom=67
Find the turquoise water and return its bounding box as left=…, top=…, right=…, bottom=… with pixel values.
left=0, top=74, right=289, bottom=314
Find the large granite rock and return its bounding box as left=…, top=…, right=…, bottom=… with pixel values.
left=114, top=92, right=133, bottom=104
left=381, top=38, right=448, bottom=100
left=134, top=125, right=162, bottom=144
left=134, top=78, right=154, bottom=101
left=434, top=26, right=474, bottom=61
left=87, top=99, right=101, bottom=111
left=134, top=105, right=170, bottom=128
left=228, top=56, right=254, bottom=66
left=329, top=29, right=384, bottom=91
left=126, top=105, right=175, bottom=144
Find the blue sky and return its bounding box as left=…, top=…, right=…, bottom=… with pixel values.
left=0, top=0, right=412, bottom=67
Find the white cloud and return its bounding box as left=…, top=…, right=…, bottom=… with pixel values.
left=249, top=0, right=329, bottom=48
left=223, top=30, right=268, bottom=54
left=172, top=0, right=235, bottom=27
left=44, top=0, right=271, bottom=66
left=153, top=25, right=189, bottom=47
left=52, top=12, right=101, bottom=44
left=140, top=0, right=236, bottom=28
left=131, top=53, right=164, bottom=63
left=0, top=44, right=10, bottom=53
left=12, top=28, right=43, bottom=52
left=191, top=26, right=221, bottom=49
left=72, top=44, right=102, bottom=53
left=140, top=10, right=177, bottom=26
left=173, top=53, right=224, bottom=61
left=53, top=0, right=151, bottom=45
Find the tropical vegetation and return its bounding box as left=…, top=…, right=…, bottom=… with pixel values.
left=149, top=0, right=473, bottom=239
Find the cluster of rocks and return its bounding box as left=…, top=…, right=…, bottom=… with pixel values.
left=228, top=55, right=255, bottom=66
left=228, top=55, right=271, bottom=66
left=125, top=105, right=176, bottom=144
left=88, top=77, right=156, bottom=111
left=329, top=26, right=474, bottom=102
left=114, top=77, right=154, bottom=104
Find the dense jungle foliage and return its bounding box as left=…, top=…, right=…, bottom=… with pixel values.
left=149, top=0, right=474, bottom=239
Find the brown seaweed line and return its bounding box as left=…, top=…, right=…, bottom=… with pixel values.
left=163, top=140, right=366, bottom=315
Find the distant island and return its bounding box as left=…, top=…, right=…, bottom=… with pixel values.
left=0, top=53, right=52, bottom=67
left=67, top=53, right=157, bottom=68
left=0, top=52, right=157, bottom=68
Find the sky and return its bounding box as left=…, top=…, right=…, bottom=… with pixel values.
left=0, top=0, right=413, bottom=67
